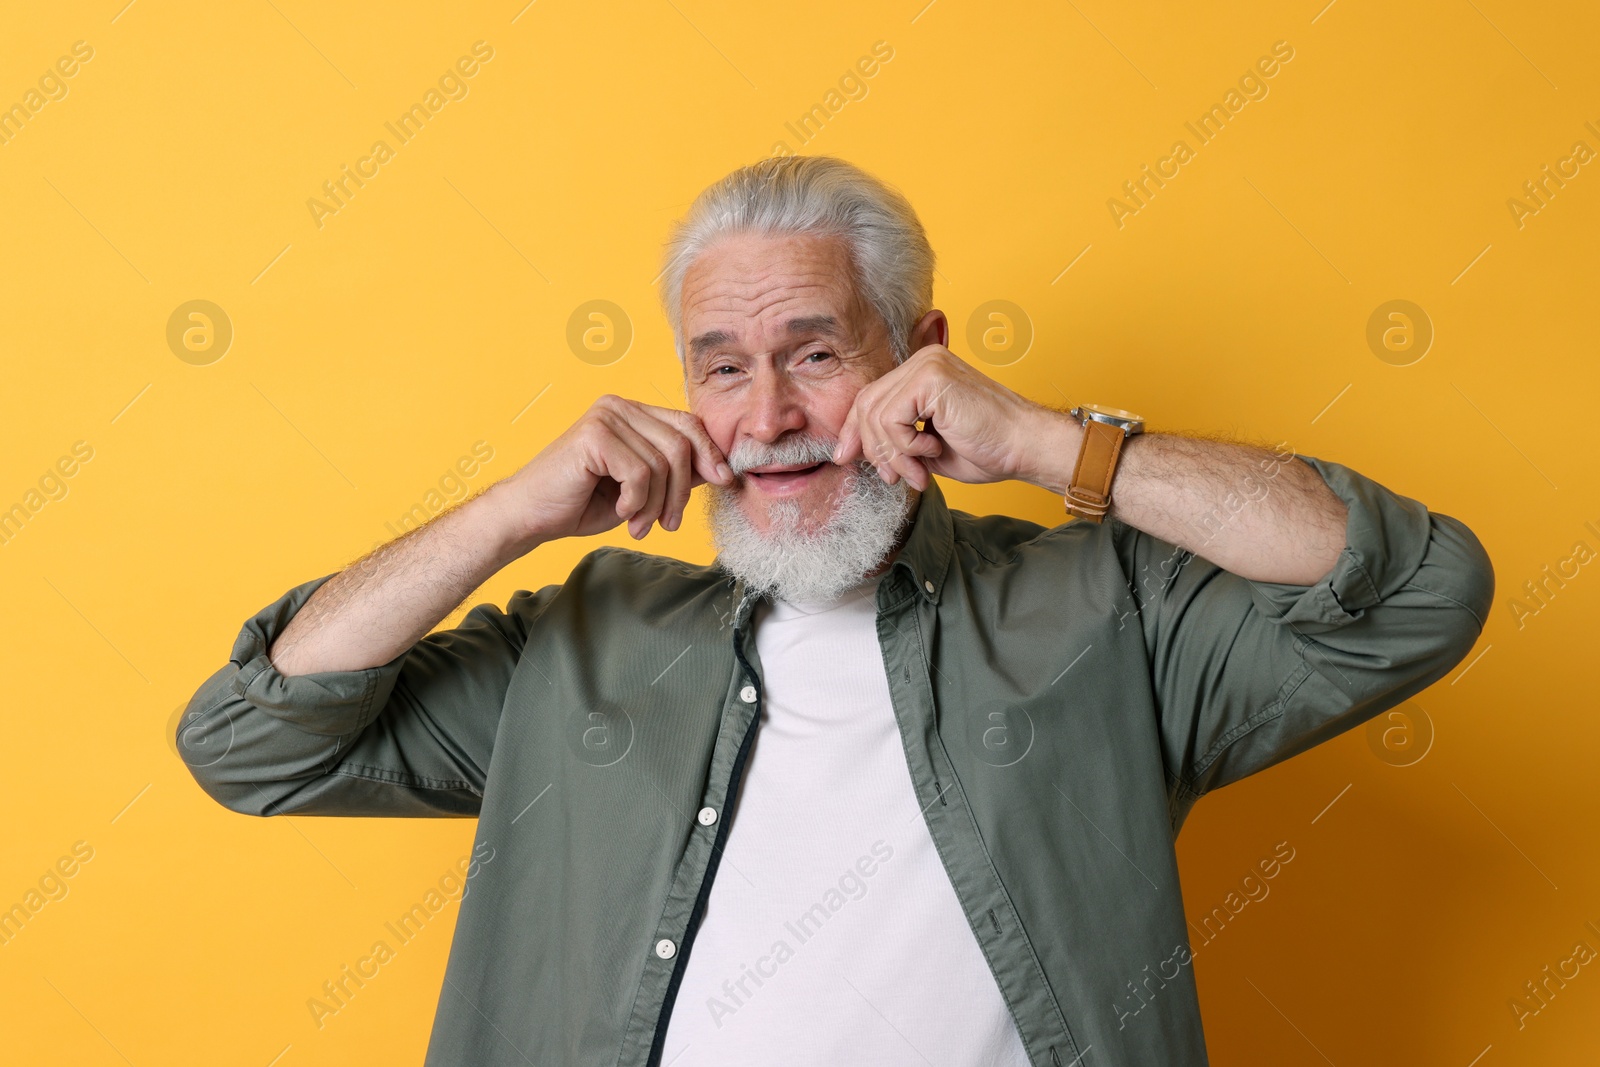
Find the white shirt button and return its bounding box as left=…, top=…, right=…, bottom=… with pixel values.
left=739, top=684, right=757, bottom=703
left=655, top=938, right=676, bottom=959
left=924, top=579, right=935, bottom=594
left=697, top=806, right=718, bottom=826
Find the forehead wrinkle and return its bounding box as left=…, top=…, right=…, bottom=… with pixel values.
left=686, top=281, right=857, bottom=361
left=687, top=269, right=844, bottom=316
left=681, top=233, right=880, bottom=373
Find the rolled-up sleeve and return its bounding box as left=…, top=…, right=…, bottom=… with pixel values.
left=178, top=571, right=557, bottom=818
left=1112, top=454, right=1495, bottom=818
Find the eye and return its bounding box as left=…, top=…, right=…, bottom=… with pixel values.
left=803, top=350, right=832, bottom=363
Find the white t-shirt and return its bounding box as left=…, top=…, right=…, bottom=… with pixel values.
left=659, top=573, right=1032, bottom=1066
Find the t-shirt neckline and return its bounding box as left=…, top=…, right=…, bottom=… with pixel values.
left=769, top=573, right=884, bottom=618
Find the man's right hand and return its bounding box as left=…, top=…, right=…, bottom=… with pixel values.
left=493, top=394, right=734, bottom=547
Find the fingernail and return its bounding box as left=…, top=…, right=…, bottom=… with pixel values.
left=717, top=463, right=733, bottom=483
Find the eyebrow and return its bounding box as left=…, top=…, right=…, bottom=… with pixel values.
left=688, top=314, right=844, bottom=364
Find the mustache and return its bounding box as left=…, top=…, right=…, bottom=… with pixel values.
left=725, top=432, right=868, bottom=477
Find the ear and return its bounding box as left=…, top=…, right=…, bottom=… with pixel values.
left=909, top=308, right=949, bottom=351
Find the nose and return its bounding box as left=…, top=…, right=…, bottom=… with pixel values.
left=744, top=364, right=807, bottom=444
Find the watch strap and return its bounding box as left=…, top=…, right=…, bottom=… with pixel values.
left=1063, top=418, right=1127, bottom=523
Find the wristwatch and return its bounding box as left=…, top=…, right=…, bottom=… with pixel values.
left=1063, top=404, right=1144, bottom=523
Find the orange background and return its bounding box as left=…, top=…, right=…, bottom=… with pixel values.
left=2, top=1, right=1596, bottom=1063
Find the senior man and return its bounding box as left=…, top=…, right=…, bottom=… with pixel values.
left=180, top=155, right=1493, bottom=1066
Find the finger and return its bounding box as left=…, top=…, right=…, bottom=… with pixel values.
left=652, top=407, right=733, bottom=487
left=880, top=391, right=944, bottom=461
left=876, top=370, right=955, bottom=488
left=837, top=367, right=896, bottom=466
left=590, top=428, right=653, bottom=527
left=876, top=439, right=928, bottom=490
left=879, top=364, right=950, bottom=452
left=880, top=412, right=941, bottom=492
left=891, top=436, right=937, bottom=490
left=869, top=436, right=904, bottom=485
left=605, top=419, right=670, bottom=538
left=897, top=454, right=930, bottom=491
left=843, top=380, right=892, bottom=471
left=858, top=407, right=897, bottom=484
left=618, top=422, right=672, bottom=538
left=857, top=389, right=908, bottom=485
left=832, top=398, right=865, bottom=465
left=630, top=413, right=698, bottom=532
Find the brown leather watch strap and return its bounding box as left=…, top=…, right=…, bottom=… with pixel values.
left=1063, top=418, right=1127, bottom=523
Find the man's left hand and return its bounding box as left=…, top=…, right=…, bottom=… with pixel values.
left=832, top=344, right=1063, bottom=491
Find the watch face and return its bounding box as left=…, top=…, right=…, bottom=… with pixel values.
left=1079, top=403, right=1141, bottom=421
left=1074, top=403, right=1144, bottom=428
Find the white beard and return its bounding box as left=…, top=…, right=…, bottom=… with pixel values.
left=706, top=431, right=915, bottom=604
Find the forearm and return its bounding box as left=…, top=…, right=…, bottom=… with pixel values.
left=269, top=481, right=537, bottom=676
left=1026, top=412, right=1348, bottom=585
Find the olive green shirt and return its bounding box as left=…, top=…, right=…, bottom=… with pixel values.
left=179, top=454, right=1493, bottom=1066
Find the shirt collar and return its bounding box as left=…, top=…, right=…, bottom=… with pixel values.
left=887, top=476, right=955, bottom=606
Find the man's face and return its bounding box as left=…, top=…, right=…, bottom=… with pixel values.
left=681, top=231, right=897, bottom=535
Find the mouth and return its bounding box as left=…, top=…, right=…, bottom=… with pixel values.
left=743, top=461, right=828, bottom=493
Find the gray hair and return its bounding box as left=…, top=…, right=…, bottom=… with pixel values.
left=657, top=155, right=936, bottom=367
